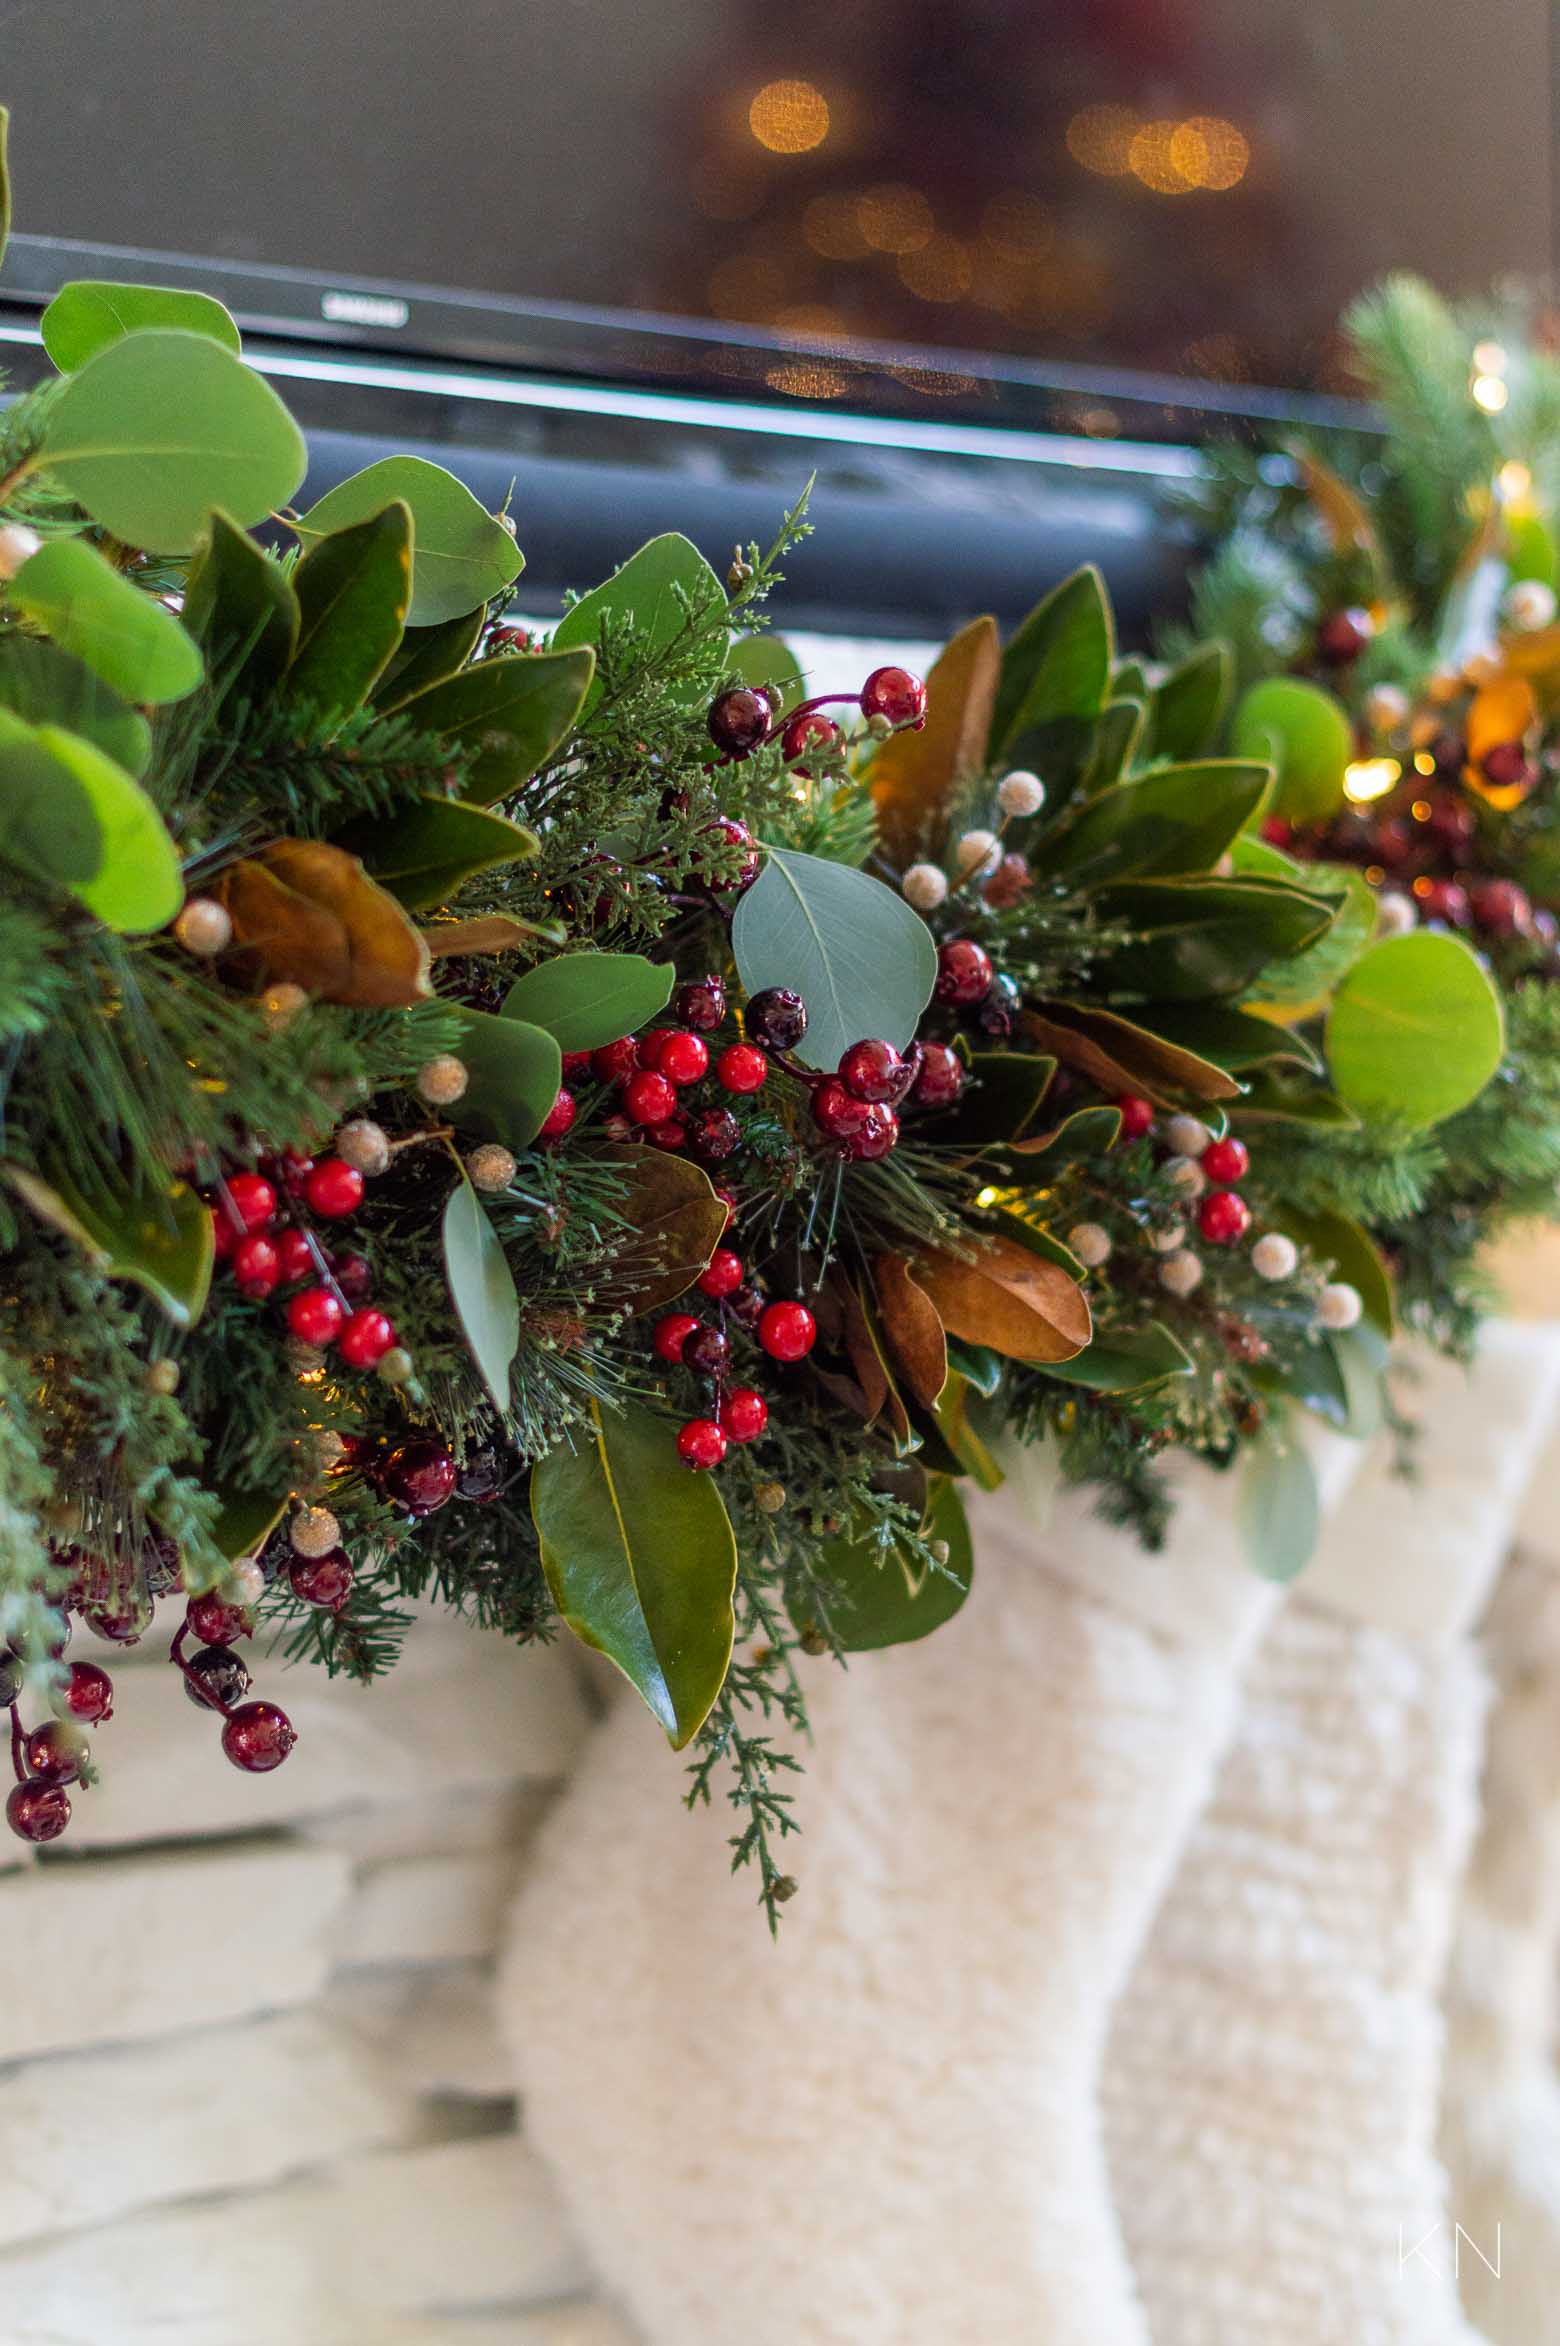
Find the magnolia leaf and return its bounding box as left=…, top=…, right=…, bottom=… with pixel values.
left=931, top=1373, right=1006, bottom=1489
left=0, top=636, right=150, bottom=775
left=1038, top=759, right=1270, bottom=885
left=10, top=537, right=203, bottom=705
left=1243, top=861, right=1375, bottom=1010
left=988, top=1208, right=1086, bottom=1281
left=208, top=1485, right=291, bottom=1570
left=1150, top=641, right=1230, bottom=760
left=795, top=1477, right=973, bottom=1652
left=992, top=566, right=1113, bottom=772
left=294, top=457, right=521, bottom=625
left=591, top=1148, right=728, bottom=1314
left=732, top=843, right=938, bottom=1071
left=394, top=648, right=595, bottom=806
left=925, top=1050, right=1056, bottom=1147
left=373, top=608, right=486, bottom=707
left=1230, top=676, right=1350, bottom=823
left=422, top=913, right=562, bottom=958
left=830, top=1273, right=915, bottom=1449
left=182, top=510, right=300, bottom=702
left=1231, top=1074, right=1360, bottom=1127
left=1020, top=1003, right=1240, bottom=1105
left=39, top=331, right=307, bottom=553
left=1091, top=876, right=1336, bottom=1000
left=1008, top=1103, right=1125, bottom=1163
left=212, top=839, right=432, bottom=1006
left=870, top=614, right=999, bottom=861
left=912, top=1231, right=1090, bottom=1363
left=945, top=1337, right=1003, bottom=1397
left=0, top=718, right=181, bottom=932
left=1038, top=1319, right=1194, bottom=1394
left=444, top=1007, right=562, bottom=1153
left=1325, top=931, right=1504, bottom=1129
left=1238, top=1425, right=1321, bottom=1582
left=442, top=1174, right=520, bottom=1414
left=553, top=532, right=728, bottom=714
left=501, top=952, right=674, bottom=1052
left=335, top=796, right=539, bottom=912
left=532, top=1399, right=736, bottom=1747
left=288, top=499, right=412, bottom=716
left=1139, top=1000, right=1323, bottom=1075
left=6, top=1163, right=213, bottom=1327
left=41, top=281, right=241, bottom=372
left=873, top=1253, right=948, bottom=1411
left=1079, top=697, right=1146, bottom=794
left=1269, top=1202, right=1395, bottom=1336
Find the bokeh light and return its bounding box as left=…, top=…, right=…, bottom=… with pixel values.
left=1170, top=116, right=1249, bottom=190
left=857, top=184, right=935, bottom=254
left=897, top=234, right=973, bottom=304
left=803, top=192, right=870, bottom=259
left=748, top=79, right=831, bottom=154
left=981, top=192, right=1053, bottom=260
left=1472, top=373, right=1510, bottom=413
left=765, top=358, right=847, bottom=399
left=1066, top=104, right=1137, bottom=176
left=1128, top=121, right=1193, bottom=194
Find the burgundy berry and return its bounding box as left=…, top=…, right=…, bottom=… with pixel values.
left=649, top=1118, right=687, bottom=1150
left=23, top=1720, right=89, bottom=1786
left=675, top=977, right=726, bottom=1033
left=0, top=1651, right=25, bottom=1709
left=1198, top=1189, right=1251, bottom=1246
left=687, top=1107, right=741, bottom=1164
left=287, top=1286, right=344, bottom=1347
left=1115, top=1094, right=1155, bottom=1140
left=85, top=1590, right=154, bottom=1645
left=1480, top=740, right=1529, bottom=791
left=780, top=710, right=840, bottom=764
left=289, top=1549, right=355, bottom=1613
left=338, top=1308, right=396, bottom=1369
left=225, top=1173, right=277, bottom=1232
left=538, top=1087, right=578, bottom=1144
left=654, top=1311, right=702, bottom=1364
left=592, top=1037, right=639, bottom=1084
left=221, top=1700, right=298, bottom=1773
left=232, top=1234, right=281, bottom=1299
left=860, top=665, right=928, bottom=728
left=744, top=988, right=808, bottom=1052
left=1201, top=1136, right=1249, bottom=1184
left=811, top=1079, right=870, bottom=1142
left=975, top=973, right=1022, bottom=1040
left=1315, top=607, right=1372, bottom=664
left=1425, top=793, right=1476, bottom=850
left=712, top=1185, right=739, bottom=1228
left=720, top=1387, right=769, bottom=1443
left=303, top=1158, right=364, bottom=1219
left=705, top=817, right=762, bottom=893
left=707, top=687, right=771, bottom=758
left=621, top=1069, right=678, bottom=1126
left=55, top=1661, right=114, bottom=1724
left=717, top=1043, right=768, bottom=1095
left=698, top=1248, right=744, bottom=1299
left=1468, top=876, right=1532, bottom=935
left=683, top=1325, right=730, bottom=1377
left=982, top=853, right=1032, bottom=909
left=758, top=1301, right=816, bottom=1362
left=7, top=1779, right=70, bottom=1843
left=455, top=1448, right=505, bottom=1503
left=1417, top=877, right=1469, bottom=927
left=727, top=1285, right=764, bottom=1328
left=934, top=939, right=994, bottom=1006
left=182, top=1646, right=252, bottom=1713
left=838, top=1039, right=903, bottom=1103
left=379, top=1437, right=459, bottom=1516
left=187, top=1592, right=255, bottom=1647
left=910, top=1043, right=965, bottom=1110
left=846, top=1103, right=900, bottom=1161
left=561, top=1050, right=595, bottom=1084
left=676, top=1418, right=729, bottom=1470
left=657, top=1031, right=710, bottom=1087
left=332, top=1251, right=374, bottom=1303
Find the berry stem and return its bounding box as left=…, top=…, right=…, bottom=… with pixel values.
left=169, top=1621, right=241, bottom=1719
left=8, top=1701, right=25, bottom=1784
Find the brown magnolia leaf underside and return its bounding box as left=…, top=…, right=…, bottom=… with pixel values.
left=214, top=839, right=431, bottom=1006
left=912, top=1231, right=1091, bottom=1363
left=871, top=614, right=1000, bottom=863
left=1020, top=1002, right=1240, bottom=1106
left=874, top=1252, right=948, bottom=1410
left=589, top=1148, right=728, bottom=1315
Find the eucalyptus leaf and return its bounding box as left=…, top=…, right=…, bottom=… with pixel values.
left=10, top=537, right=202, bottom=705
left=0, top=637, right=150, bottom=775
left=0, top=719, right=181, bottom=931
left=334, top=796, right=540, bottom=912
left=294, top=457, right=521, bottom=625
left=5, top=1163, right=213, bottom=1327
left=1238, top=1426, right=1321, bottom=1582
left=1230, top=676, right=1351, bottom=823
left=794, top=1478, right=973, bottom=1652
left=41, top=281, right=241, bottom=372
left=732, top=844, right=938, bottom=1070
left=532, top=1399, right=737, bottom=1747
left=442, top=1174, right=520, bottom=1415
left=500, top=951, right=673, bottom=1051
left=446, top=1008, right=562, bottom=1153
left=39, top=331, right=307, bottom=553
left=182, top=510, right=300, bottom=702
left=1235, top=843, right=1375, bottom=1009
left=288, top=499, right=412, bottom=716
left=1326, top=932, right=1504, bottom=1129
left=394, top=649, right=595, bottom=806
left=554, top=532, right=728, bottom=714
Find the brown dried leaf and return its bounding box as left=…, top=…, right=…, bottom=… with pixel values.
left=874, top=1253, right=948, bottom=1410
left=830, top=1267, right=890, bottom=1425
left=912, top=1232, right=1091, bottom=1363
left=1297, top=452, right=1381, bottom=564
left=213, top=839, right=431, bottom=1006
left=592, top=1148, right=728, bottom=1315
left=421, top=914, right=562, bottom=959
left=1021, top=1002, right=1240, bottom=1105
left=871, top=614, right=1000, bottom=862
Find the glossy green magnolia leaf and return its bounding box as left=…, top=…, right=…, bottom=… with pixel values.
left=732, top=843, right=938, bottom=1071
left=1230, top=676, right=1351, bottom=823
left=1092, top=876, right=1337, bottom=1000
left=182, top=510, right=300, bottom=701
left=288, top=499, right=412, bottom=716
left=1232, top=1073, right=1360, bottom=1127
left=442, top=1173, right=520, bottom=1415
left=1006, top=1103, right=1124, bottom=1165
left=1238, top=1425, right=1321, bottom=1582
left=0, top=636, right=150, bottom=775
left=41, top=281, right=241, bottom=372
left=1039, top=760, right=1269, bottom=885
left=1038, top=1318, right=1195, bottom=1394
left=10, top=537, right=202, bottom=704
left=500, top=951, right=673, bottom=1051
left=1079, top=697, right=1146, bottom=795
left=394, top=648, right=596, bottom=806
left=208, top=1486, right=290, bottom=1568
left=944, top=1338, right=1003, bottom=1397
left=1138, top=1000, right=1323, bottom=1075
left=554, top=532, right=728, bottom=715
left=445, top=1007, right=562, bottom=1153
left=931, top=1374, right=1006, bottom=1490
left=294, top=457, right=521, bottom=625
left=987, top=1210, right=1085, bottom=1280
left=39, top=331, right=307, bottom=553
left=992, top=565, right=1113, bottom=770
left=532, top=1398, right=737, bottom=1747
left=0, top=718, right=181, bottom=931
left=335, top=796, right=540, bottom=912
left=1021, top=1000, right=1241, bottom=1105
left=6, top=1162, right=213, bottom=1326
left=1234, top=838, right=1375, bottom=1008
left=727, top=631, right=806, bottom=716
left=926, top=1051, right=1055, bottom=1148
left=1326, top=931, right=1504, bottom=1129
left=373, top=609, right=485, bottom=707
left=1150, top=641, right=1230, bottom=761
left=794, top=1477, right=973, bottom=1652
left=1111, top=657, right=1150, bottom=703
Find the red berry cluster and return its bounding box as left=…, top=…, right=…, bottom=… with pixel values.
left=932, top=938, right=1022, bottom=1041
left=3, top=1642, right=114, bottom=1844
left=208, top=1157, right=398, bottom=1369
left=651, top=1196, right=815, bottom=1471
left=579, top=977, right=771, bottom=1165
left=1114, top=1098, right=1256, bottom=1247
left=706, top=664, right=927, bottom=766
left=171, top=1595, right=297, bottom=1777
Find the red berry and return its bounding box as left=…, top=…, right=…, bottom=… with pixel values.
left=846, top=1103, right=899, bottom=1161
left=276, top=1228, right=316, bottom=1282
left=187, top=1591, right=254, bottom=1646
left=934, top=939, right=994, bottom=1006
left=621, top=1069, right=678, bottom=1126
left=1260, top=816, right=1294, bottom=848
left=687, top=1107, right=741, bottom=1163
left=210, top=1206, right=238, bottom=1261
left=728, top=1285, right=764, bottom=1328
left=1198, top=1189, right=1251, bottom=1246
left=707, top=687, right=771, bottom=758
left=717, top=1043, right=768, bottom=1095
left=860, top=665, right=927, bottom=728
left=720, top=1387, right=769, bottom=1443
left=287, top=1285, right=344, bottom=1347
left=232, top=1233, right=281, bottom=1298
left=698, top=1248, right=744, bottom=1298
left=910, top=1043, right=965, bottom=1110
left=811, top=1079, right=870, bottom=1141
left=1115, top=1094, right=1155, bottom=1140
left=636, top=1028, right=676, bottom=1069
left=1415, top=876, right=1470, bottom=927
left=759, top=1300, right=816, bottom=1362
left=1425, top=793, right=1476, bottom=851
left=560, top=1050, right=594, bottom=1082
left=649, top=1118, right=687, bottom=1150
left=838, top=1039, right=903, bottom=1102
left=703, top=816, right=761, bottom=893
left=275, top=1150, right=315, bottom=1198
left=676, top=1417, right=729, bottom=1470
left=675, top=977, right=726, bottom=1033
left=221, top=1700, right=297, bottom=1773
left=982, top=853, right=1032, bottom=909
left=379, top=1437, right=458, bottom=1516
left=745, top=988, right=808, bottom=1051
left=683, top=1325, right=730, bottom=1377
left=657, top=1031, right=710, bottom=1086
left=712, top=1185, right=739, bottom=1229
left=654, top=1312, right=701, bottom=1364
left=289, top=1548, right=354, bottom=1612
left=592, top=1037, right=639, bottom=1083
left=304, top=1158, right=364, bottom=1219
left=226, top=1172, right=277, bottom=1232
left=1316, top=607, right=1372, bottom=664
left=780, top=709, right=840, bottom=764
left=7, top=1779, right=70, bottom=1842
left=55, top=1661, right=114, bottom=1724
left=85, top=1591, right=153, bottom=1645
left=538, top=1087, right=578, bottom=1143
left=332, top=1251, right=374, bottom=1302
left=23, top=1720, right=88, bottom=1785
left=1480, top=739, right=1529, bottom=790
left=1200, top=1136, right=1249, bottom=1185
left=1469, top=876, right=1532, bottom=936
left=338, top=1308, right=396, bottom=1368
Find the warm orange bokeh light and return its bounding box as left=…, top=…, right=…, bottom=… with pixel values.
left=1066, top=104, right=1138, bottom=176
left=856, top=183, right=934, bottom=254
left=748, top=79, right=831, bottom=154
left=897, top=234, right=973, bottom=304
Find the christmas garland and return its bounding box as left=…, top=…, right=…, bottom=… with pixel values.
left=0, top=138, right=1524, bottom=1916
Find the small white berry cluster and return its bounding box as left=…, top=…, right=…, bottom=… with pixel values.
left=900, top=768, right=1045, bottom=911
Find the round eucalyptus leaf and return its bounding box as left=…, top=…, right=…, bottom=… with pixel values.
left=10, top=536, right=202, bottom=705
left=1326, top=931, right=1504, bottom=1130
left=1230, top=677, right=1351, bottom=823
left=732, top=844, right=938, bottom=1070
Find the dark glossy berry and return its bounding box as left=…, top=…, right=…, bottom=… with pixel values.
left=676, top=1418, right=728, bottom=1470
left=456, top=1448, right=506, bottom=1503
left=55, top=1661, right=113, bottom=1724
left=657, top=1031, right=710, bottom=1087
left=910, top=1043, right=965, bottom=1110
left=675, top=977, right=726, bottom=1033
left=183, top=1645, right=252, bottom=1713
left=860, top=665, right=927, bottom=728
left=289, top=1548, right=354, bottom=1612
left=188, top=1591, right=255, bottom=1647
left=1201, top=1136, right=1249, bottom=1185
left=221, top=1700, right=298, bottom=1773
left=846, top=1103, right=899, bottom=1160
left=0, top=1650, right=24, bottom=1709
left=780, top=709, right=840, bottom=764
left=838, top=1039, right=903, bottom=1103
left=975, top=973, right=1022, bottom=1040
left=708, top=686, right=771, bottom=758
left=745, top=988, right=808, bottom=1052
left=654, top=1312, right=702, bottom=1364
left=1469, top=876, right=1532, bottom=935
left=141, top=1532, right=184, bottom=1597
left=1480, top=739, right=1530, bottom=791
left=982, top=853, right=1032, bottom=909
left=1361, top=816, right=1412, bottom=869
left=1115, top=1094, right=1155, bottom=1140
left=24, top=1720, right=89, bottom=1785
left=85, top=1589, right=154, bottom=1646
left=703, top=817, right=762, bottom=893
left=1425, top=792, right=1476, bottom=851
left=1316, top=607, right=1372, bottom=663
left=683, top=1325, right=730, bottom=1378
left=7, top=1779, right=70, bottom=1842
left=621, top=1069, right=677, bottom=1126
left=287, top=1286, right=344, bottom=1347
left=332, top=1251, right=374, bottom=1303
left=537, top=1087, right=578, bottom=1145
left=687, top=1107, right=741, bottom=1164
left=727, top=1284, right=764, bottom=1328
left=276, top=1228, right=316, bottom=1283
left=338, top=1308, right=396, bottom=1368
left=716, top=1043, right=768, bottom=1094
left=758, top=1300, right=816, bottom=1361
left=232, top=1233, right=281, bottom=1299
left=303, top=1158, right=364, bottom=1220
left=225, top=1173, right=277, bottom=1232
left=561, top=1049, right=595, bottom=1084
left=1416, top=876, right=1470, bottom=927
left=380, top=1437, right=459, bottom=1516
left=698, top=1248, right=744, bottom=1298
left=934, top=939, right=993, bottom=1006
left=811, top=1079, right=870, bottom=1141
left=1198, top=1189, right=1251, bottom=1246
left=592, top=1036, right=639, bottom=1084
left=720, top=1387, right=769, bottom=1443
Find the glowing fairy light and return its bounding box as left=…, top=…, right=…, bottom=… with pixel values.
left=1343, top=757, right=1401, bottom=804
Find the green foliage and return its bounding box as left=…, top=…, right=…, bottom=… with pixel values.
left=41, top=281, right=241, bottom=371
left=732, top=844, right=939, bottom=1069
left=293, top=457, right=522, bottom=625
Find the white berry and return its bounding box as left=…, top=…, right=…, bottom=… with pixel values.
left=1506, top=578, right=1558, bottom=632
left=467, top=1144, right=517, bottom=1193
left=173, top=897, right=233, bottom=958
left=1164, top=1154, right=1207, bottom=1197
left=1375, top=889, right=1417, bottom=938
left=336, top=1118, right=391, bottom=1177
left=1164, top=1114, right=1211, bottom=1158
left=144, top=1357, right=181, bottom=1397
left=1067, top=1221, right=1112, bottom=1268
left=1158, top=1249, right=1204, bottom=1297
left=954, top=828, right=1001, bottom=879
left=377, top=1346, right=417, bottom=1386
left=902, top=863, right=949, bottom=911
left=289, top=1504, right=340, bottom=1558
left=226, top=1558, right=266, bottom=1607
left=1364, top=683, right=1410, bottom=733
left=416, top=1054, right=469, bottom=1106
left=260, top=982, right=309, bottom=1031
left=1251, top=1232, right=1299, bottom=1281
left=1318, top=1281, right=1364, bottom=1330
left=0, top=522, right=41, bottom=580
left=1147, top=1220, right=1187, bottom=1253
left=996, top=769, right=1046, bottom=817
